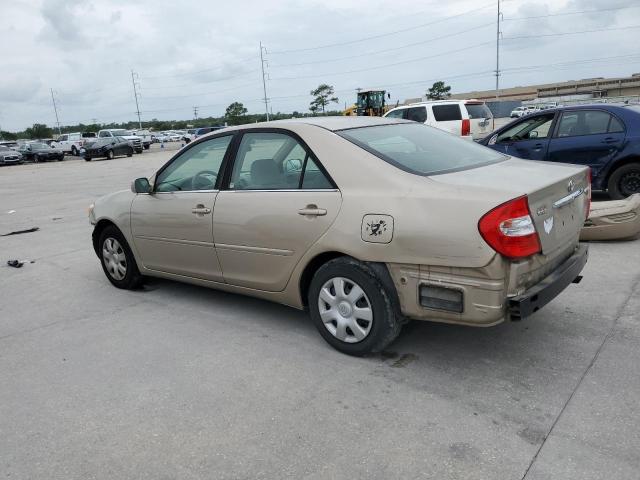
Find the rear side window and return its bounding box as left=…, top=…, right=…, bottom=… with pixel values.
left=465, top=103, right=492, bottom=119
left=557, top=110, right=624, bottom=137
left=338, top=123, right=505, bottom=176
left=432, top=104, right=462, bottom=122
left=406, top=106, right=427, bottom=123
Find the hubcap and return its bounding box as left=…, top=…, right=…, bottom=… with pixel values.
left=318, top=277, right=373, bottom=343
left=620, top=171, right=640, bottom=197
left=102, top=237, right=127, bottom=281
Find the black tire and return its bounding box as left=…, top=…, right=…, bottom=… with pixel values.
left=71, top=146, right=77, bottom=156
left=144, top=144, right=150, bottom=150
left=84, top=157, right=91, bottom=162
left=98, top=225, right=143, bottom=290
left=308, top=257, right=402, bottom=356
left=106, top=149, right=114, bottom=160
left=127, top=148, right=133, bottom=157
left=608, top=163, right=640, bottom=199
left=135, top=148, right=143, bottom=154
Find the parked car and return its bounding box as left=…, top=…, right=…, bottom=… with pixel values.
left=0, top=140, right=20, bottom=150
left=481, top=104, right=640, bottom=199
left=128, top=129, right=152, bottom=150
left=0, top=145, right=23, bottom=165
left=17, top=142, right=64, bottom=162
left=83, top=137, right=134, bottom=161
left=55, top=132, right=97, bottom=155
left=383, top=99, right=493, bottom=140
left=88, top=117, right=588, bottom=355
left=510, top=106, right=527, bottom=118
left=97, top=129, right=143, bottom=153
left=183, top=126, right=225, bottom=143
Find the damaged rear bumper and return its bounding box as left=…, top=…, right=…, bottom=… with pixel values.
left=508, top=244, right=588, bottom=320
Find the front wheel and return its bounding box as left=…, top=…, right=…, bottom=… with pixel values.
left=106, top=149, right=114, bottom=160
left=144, top=144, right=150, bottom=150
left=127, top=148, right=133, bottom=157
left=308, top=257, right=402, bottom=356
left=608, top=163, right=640, bottom=199
left=98, top=225, right=143, bottom=289
left=71, top=146, right=78, bottom=156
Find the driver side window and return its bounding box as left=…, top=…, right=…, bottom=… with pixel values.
left=155, top=135, right=232, bottom=192
left=497, top=114, right=554, bottom=143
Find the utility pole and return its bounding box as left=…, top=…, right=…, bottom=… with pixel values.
left=260, top=41, right=270, bottom=121
left=193, top=106, right=199, bottom=120
left=495, top=0, right=502, bottom=100
left=131, top=70, right=142, bottom=129
left=50, top=88, right=62, bottom=135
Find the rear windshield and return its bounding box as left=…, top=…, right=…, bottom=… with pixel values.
left=465, top=103, right=493, bottom=119
left=338, top=123, right=505, bottom=175
left=432, top=104, right=462, bottom=121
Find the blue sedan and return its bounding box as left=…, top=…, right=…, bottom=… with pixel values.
left=480, top=104, right=640, bottom=198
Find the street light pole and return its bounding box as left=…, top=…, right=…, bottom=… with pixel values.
left=260, top=41, right=270, bottom=121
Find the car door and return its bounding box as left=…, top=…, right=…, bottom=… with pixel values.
left=213, top=130, right=341, bottom=292
left=488, top=113, right=556, bottom=160
left=130, top=134, right=234, bottom=281
left=547, top=109, right=626, bottom=178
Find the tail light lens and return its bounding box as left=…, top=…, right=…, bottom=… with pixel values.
left=461, top=118, right=471, bottom=136
left=478, top=196, right=542, bottom=259
left=585, top=168, right=592, bottom=220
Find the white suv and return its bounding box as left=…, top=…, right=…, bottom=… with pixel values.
left=384, top=100, right=493, bottom=140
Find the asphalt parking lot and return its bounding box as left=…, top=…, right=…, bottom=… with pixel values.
left=1, top=145, right=639, bottom=479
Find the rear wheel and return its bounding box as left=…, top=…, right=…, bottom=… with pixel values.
left=608, top=163, right=640, bottom=199
left=127, top=147, right=133, bottom=157
left=106, top=149, right=114, bottom=160
left=84, top=157, right=91, bottom=162
left=308, top=257, right=402, bottom=356
left=98, top=225, right=143, bottom=289
left=71, top=146, right=78, bottom=156
left=144, top=144, right=150, bottom=150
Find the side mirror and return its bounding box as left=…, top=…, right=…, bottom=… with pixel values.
left=488, top=134, right=498, bottom=145
left=529, top=130, right=539, bottom=139
left=132, top=177, right=151, bottom=194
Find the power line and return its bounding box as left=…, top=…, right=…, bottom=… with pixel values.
left=503, top=24, right=640, bottom=41
left=260, top=41, right=270, bottom=121
left=271, top=21, right=494, bottom=68
left=502, top=4, right=640, bottom=22
left=268, top=1, right=496, bottom=54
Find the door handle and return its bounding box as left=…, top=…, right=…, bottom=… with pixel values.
left=601, top=137, right=617, bottom=144
left=191, top=204, right=212, bottom=215
left=298, top=205, right=327, bottom=217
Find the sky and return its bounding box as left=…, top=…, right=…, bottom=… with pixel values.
left=1, top=0, right=640, bottom=131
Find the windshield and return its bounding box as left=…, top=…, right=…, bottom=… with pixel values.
left=30, top=143, right=49, bottom=150
left=338, top=123, right=506, bottom=175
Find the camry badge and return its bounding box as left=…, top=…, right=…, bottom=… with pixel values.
left=544, top=216, right=554, bottom=234
left=567, top=179, right=575, bottom=192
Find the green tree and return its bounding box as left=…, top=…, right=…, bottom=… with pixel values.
left=426, top=81, right=452, bottom=100
left=24, top=123, right=53, bottom=139
left=225, top=102, right=248, bottom=125
left=309, top=84, right=338, bottom=115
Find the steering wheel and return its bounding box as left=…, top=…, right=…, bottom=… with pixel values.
left=191, top=170, right=218, bottom=190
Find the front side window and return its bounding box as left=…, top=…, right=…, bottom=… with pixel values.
left=557, top=110, right=623, bottom=137
left=497, top=114, right=554, bottom=142
left=155, top=135, right=232, bottom=192
left=385, top=109, right=405, bottom=119
left=406, top=106, right=427, bottom=123
left=432, top=104, right=462, bottom=122
left=230, top=132, right=332, bottom=190
left=338, top=123, right=505, bottom=176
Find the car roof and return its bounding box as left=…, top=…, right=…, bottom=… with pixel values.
left=224, top=116, right=407, bottom=132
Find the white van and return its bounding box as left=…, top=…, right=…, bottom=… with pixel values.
left=384, top=100, right=493, bottom=140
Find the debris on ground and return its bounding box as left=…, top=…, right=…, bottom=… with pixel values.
left=581, top=194, right=640, bottom=241
left=0, top=227, right=40, bottom=237
left=7, top=260, right=24, bottom=268
left=7, top=210, right=16, bottom=214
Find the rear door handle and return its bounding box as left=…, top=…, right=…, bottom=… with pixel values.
left=298, top=206, right=327, bottom=217
left=532, top=143, right=544, bottom=151
left=601, top=137, right=618, bottom=144
left=192, top=204, right=212, bottom=215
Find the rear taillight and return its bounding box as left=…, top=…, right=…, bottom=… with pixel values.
left=585, top=168, right=592, bottom=220
left=461, top=118, right=471, bottom=136
left=478, top=196, right=542, bottom=259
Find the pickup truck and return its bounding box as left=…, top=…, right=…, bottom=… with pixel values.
left=96, top=129, right=143, bottom=153
left=55, top=132, right=97, bottom=155
left=128, top=129, right=152, bottom=150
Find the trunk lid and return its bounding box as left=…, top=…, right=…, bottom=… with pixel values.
left=432, top=157, right=589, bottom=255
